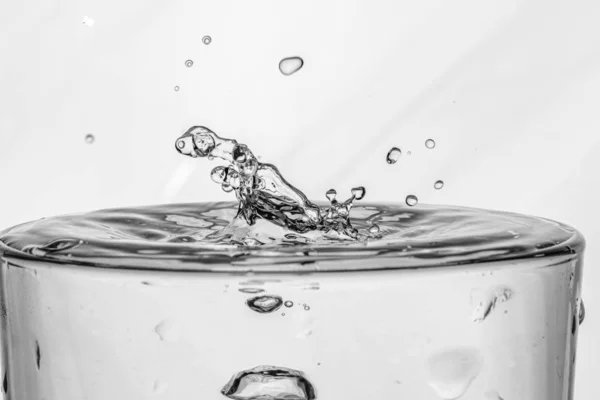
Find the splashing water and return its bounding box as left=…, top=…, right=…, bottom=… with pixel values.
left=406, top=195, right=418, bottom=207
left=174, top=126, right=368, bottom=239
left=279, top=57, right=304, bottom=76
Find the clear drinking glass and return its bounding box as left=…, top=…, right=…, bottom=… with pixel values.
left=0, top=202, right=585, bottom=400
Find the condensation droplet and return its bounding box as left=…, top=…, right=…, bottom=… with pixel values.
left=174, top=85, right=180, bottom=91
left=426, top=139, right=436, bottom=149
left=85, top=134, right=95, bottom=144
left=82, top=16, right=95, bottom=27
left=434, top=180, right=444, bottom=190
left=221, top=365, right=316, bottom=400
left=279, top=57, right=304, bottom=76
left=202, top=35, right=212, bottom=45
left=326, top=189, right=337, bottom=202
left=406, top=195, right=418, bottom=207
left=472, top=287, right=513, bottom=322
left=351, top=186, right=366, bottom=200
left=154, top=319, right=180, bottom=342
left=284, top=301, right=294, bottom=308
left=369, top=224, right=380, bottom=234
left=426, top=347, right=483, bottom=400
left=386, top=147, right=401, bottom=164
left=247, top=295, right=283, bottom=314
left=185, top=59, right=194, bottom=67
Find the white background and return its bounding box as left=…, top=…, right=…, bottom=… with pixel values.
left=0, top=0, right=598, bottom=397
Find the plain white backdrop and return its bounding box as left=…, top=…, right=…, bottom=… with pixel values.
left=1, top=0, right=598, bottom=397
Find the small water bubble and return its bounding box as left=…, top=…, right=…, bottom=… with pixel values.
left=221, top=365, right=316, bottom=400
left=406, top=195, right=418, bottom=207
left=426, top=139, right=436, bottom=149
left=351, top=186, right=366, bottom=200
left=325, top=189, right=337, bottom=202
left=284, top=301, right=294, bottom=308
left=434, top=180, right=444, bottom=190
left=154, top=319, right=180, bottom=342
left=202, top=35, right=212, bottom=45
left=82, top=16, right=95, bottom=27
left=386, top=147, right=401, bottom=164
left=247, top=295, right=283, bottom=313
left=185, top=59, right=194, bottom=67
left=279, top=56, right=304, bottom=76
left=193, top=132, right=216, bottom=156
left=174, top=85, right=180, bottom=92
left=369, top=224, right=380, bottom=234
left=85, top=134, right=95, bottom=144
left=426, top=347, right=483, bottom=400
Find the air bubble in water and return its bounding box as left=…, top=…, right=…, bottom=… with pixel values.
left=472, top=287, right=513, bottom=322
left=434, top=180, right=444, bottom=190
left=351, top=186, right=366, bottom=200
left=426, top=139, right=436, bottom=149
left=202, top=35, right=212, bottom=45
left=185, top=60, right=194, bottom=67
left=85, top=134, right=95, bottom=144
left=247, top=295, right=283, bottom=313
left=325, top=189, right=337, bottom=202
left=369, top=224, right=380, bottom=234
left=155, top=319, right=180, bottom=342
left=174, top=86, right=180, bottom=91
left=406, top=195, right=418, bottom=207
left=386, top=147, right=401, bottom=164
left=279, top=57, right=304, bottom=76
left=221, top=365, right=316, bottom=400
left=82, top=16, right=95, bottom=27
left=284, top=301, right=294, bottom=308
left=426, top=347, right=483, bottom=400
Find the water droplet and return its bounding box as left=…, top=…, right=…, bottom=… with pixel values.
left=247, top=295, right=283, bottom=313
left=407, top=151, right=412, bottom=155
left=484, top=389, right=505, bottom=400
left=82, top=16, right=95, bottom=27
left=304, top=305, right=310, bottom=311
left=284, top=301, right=294, bottom=308
left=426, top=347, right=483, bottom=400
left=153, top=380, right=169, bottom=394
left=472, top=287, right=513, bottom=322
left=386, top=147, right=401, bottom=164
left=279, top=57, right=304, bottom=76
left=239, top=288, right=265, bottom=294
left=174, top=85, right=180, bottom=92
left=579, top=299, right=585, bottom=325
left=211, top=166, right=227, bottom=184
left=222, top=184, right=234, bottom=193
left=426, top=139, right=436, bottom=149
left=351, top=186, right=366, bottom=200
left=202, top=35, right=212, bottom=45
left=35, top=340, right=41, bottom=370
left=281, top=312, right=286, bottom=316
left=369, top=224, right=380, bottom=234
left=406, top=195, right=418, bottom=207
left=193, top=132, right=216, bottom=156
left=85, top=134, right=95, bottom=144
left=154, top=319, right=180, bottom=342
left=221, top=365, right=316, bottom=400
left=325, top=189, right=337, bottom=202
left=185, top=59, right=194, bottom=67
left=434, top=180, right=444, bottom=190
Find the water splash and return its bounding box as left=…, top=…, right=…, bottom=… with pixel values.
left=386, top=147, right=401, bottom=164
left=426, top=347, right=483, bottom=400
left=174, top=86, right=180, bottom=92
left=174, top=126, right=368, bottom=239
left=279, top=57, right=304, bottom=76
left=221, top=365, right=316, bottom=400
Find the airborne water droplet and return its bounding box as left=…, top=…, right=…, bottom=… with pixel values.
left=386, top=147, right=401, bottom=164
left=82, top=16, right=95, bottom=27
left=325, top=189, right=337, bottom=202
left=426, top=139, right=436, bottom=149
left=279, top=57, right=304, bottom=76
left=434, top=180, right=444, bottom=190
left=426, top=347, right=483, bottom=400
left=284, top=301, right=294, bottom=308
left=406, top=195, right=418, bottom=207
left=154, top=319, right=180, bottom=342
left=202, top=35, right=212, bottom=45
left=185, top=59, right=194, bottom=67
left=85, top=134, right=95, bottom=144
left=174, top=86, right=180, bottom=92
left=221, top=366, right=316, bottom=400
left=247, top=295, right=283, bottom=313
left=351, top=186, right=366, bottom=200
left=304, top=305, right=310, bottom=311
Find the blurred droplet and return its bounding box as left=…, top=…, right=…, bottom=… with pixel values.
left=434, top=180, right=444, bottom=190
left=185, top=60, right=194, bottom=67
left=174, top=86, right=180, bottom=91
left=407, top=151, right=412, bottom=155
left=279, top=57, right=304, bottom=76
left=202, top=35, right=212, bottom=45
left=85, top=134, right=95, bottom=144
left=406, top=195, right=418, bottom=207
left=284, top=301, right=294, bottom=308
left=386, top=147, right=401, bottom=164
left=426, top=139, right=436, bottom=149
left=82, top=16, right=95, bottom=27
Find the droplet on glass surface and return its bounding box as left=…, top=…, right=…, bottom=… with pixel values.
left=85, top=134, right=95, bottom=144
left=406, top=195, right=418, bottom=207
left=185, top=59, right=194, bottom=67
left=426, top=347, right=483, bottom=400
left=386, top=147, right=401, bottom=164
left=155, top=319, right=180, bottom=342
left=221, top=365, right=316, bottom=400
left=279, top=57, right=304, bottom=76
left=82, top=16, right=95, bottom=27
left=472, top=287, right=513, bottom=322
left=426, top=139, right=436, bottom=149
left=202, top=35, right=212, bottom=45
left=304, top=305, right=310, bottom=311
left=434, top=180, right=444, bottom=190
left=351, top=186, right=366, bottom=200
left=247, top=295, right=284, bottom=314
